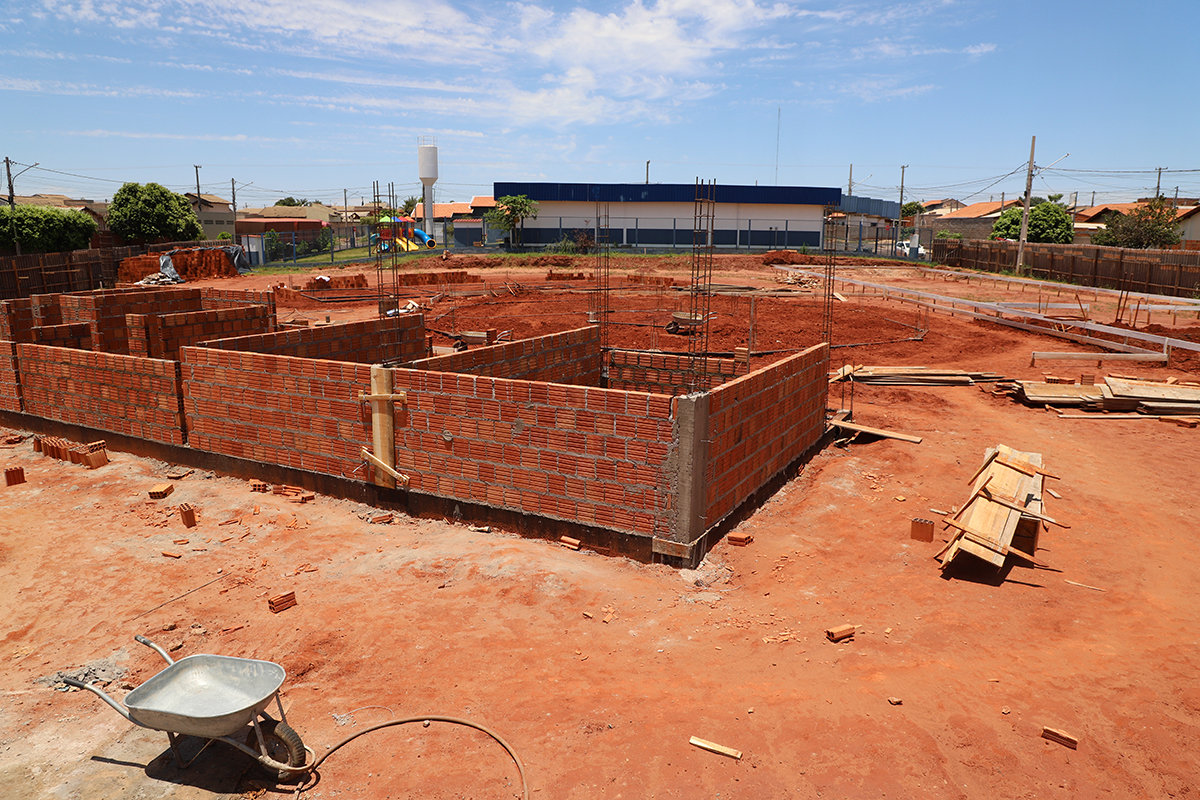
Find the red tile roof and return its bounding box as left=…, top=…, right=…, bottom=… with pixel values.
left=940, top=199, right=1023, bottom=219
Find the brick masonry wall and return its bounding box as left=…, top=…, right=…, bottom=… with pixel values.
left=16, top=344, right=186, bottom=445
left=606, top=350, right=739, bottom=395
left=201, top=288, right=277, bottom=318
left=181, top=347, right=371, bottom=478
left=54, top=288, right=206, bottom=355
left=199, top=316, right=425, bottom=365
left=0, top=340, right=21, bottom=412
left=389, top=368, right=677, bottom=537
left=0, top=298, right=34, bottom=342
left=703, top=343, right=828, bottom=527
left=406, top=327, right=602, bottom=385
left=30, top=323, right=92, bottom=350
left=128, top=305, right=274, bottom=360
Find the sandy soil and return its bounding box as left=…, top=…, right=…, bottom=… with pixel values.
left=3, top=258, right=1199, bottom=799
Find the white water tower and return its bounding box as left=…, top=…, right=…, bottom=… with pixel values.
left=418, top=138, right=438, bottom=245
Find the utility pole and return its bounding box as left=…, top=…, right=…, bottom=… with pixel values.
left=1155, top=167, right=1166, bottom=197
left=6, top=157, right=39, bottom=256
left=230, top=178, right=237, bottom=241
left=5, top=157, right=17, bottom=256
left=898, top=165, right=908, bottom=254
left=193, top=165, right=203, bottom=232
left=1015, top=135, right=1036, bottom=276
left=645, top=161, right=650, bottom=185
left=848, top=164, right=853, bottom=196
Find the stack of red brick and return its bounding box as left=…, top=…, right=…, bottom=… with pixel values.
left=118, top=249, right=239, bottom=283
left=304, top=274, right=368, bottom=291
left=33, top=435, right=110, bottom=468
left=117, top=254, right=163, bottom=283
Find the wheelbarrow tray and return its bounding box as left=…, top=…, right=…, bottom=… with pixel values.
left=123, top=654, right=286, bottom=739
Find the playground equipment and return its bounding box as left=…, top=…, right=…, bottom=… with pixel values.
left=413, top=228, right=437, bottom=248
left=370, top=216, right=423, bottom=252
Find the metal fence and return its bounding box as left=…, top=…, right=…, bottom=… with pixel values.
left=931, top=239, right=1200, bottom=297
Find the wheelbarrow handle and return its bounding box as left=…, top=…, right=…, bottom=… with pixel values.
left=135, top=634, right=176, bottom=666
left=61, top=677, right=137, bottom=725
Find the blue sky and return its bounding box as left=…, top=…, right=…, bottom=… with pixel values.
left=3, top=0, right=1198, bottom=209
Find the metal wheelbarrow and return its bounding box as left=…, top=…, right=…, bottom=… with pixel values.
left=64, top=635, right=312, bottom=778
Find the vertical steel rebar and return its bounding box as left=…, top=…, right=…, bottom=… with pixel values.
left=687, top=179, right=716, bottom=391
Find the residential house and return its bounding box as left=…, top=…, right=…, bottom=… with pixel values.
left=185, top=193, right=236, bottom=240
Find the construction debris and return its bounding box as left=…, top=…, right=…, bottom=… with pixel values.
left=937, top=446, right=1055, bottom=573
left=727, top=532, right=754, bottom=546
left=825, top=624, right=858, bottom=642
left=268, top=591, right=297, bottom=614
left=560, top=536, right=581, bottom=550
left=178, top=503, right=197, bottom=528
left=1041, top=726, right=1079, bottom=750
left=910, top=518, right=935, bottom=542
left=149, top=483, right=174, bottom=500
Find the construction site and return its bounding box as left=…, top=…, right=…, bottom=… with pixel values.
left=4, top=199, right=1200, bottom=799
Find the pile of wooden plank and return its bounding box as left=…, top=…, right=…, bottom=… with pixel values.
left=1008, top=375, right=1200, bottom=418
left=829, top=366, right=1004, bottom=386
left=937, top=445, right=1062, bottom=574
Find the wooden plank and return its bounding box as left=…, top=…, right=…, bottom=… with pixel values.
left=369, top=366, right=396, bottom=490
left=358, top=391, right=409, bottom=403
left=652, top=537, right=692, bottom=559
left=1106, top=377, right=1200, bottom=403
left=360, top=448, right=410, bottom=487
left=994, top=456, right=1060, bottom=480
left=689, top=736, right=742, bottom=760
left=981, top=487, right=1067, bottom=528
left=1031, top=351, right=1167, bottom=366
left=827, top=419, right=922, bottom=444
left=942, top=519, right=1050, bottom=567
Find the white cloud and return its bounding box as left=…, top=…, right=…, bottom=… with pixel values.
left=22, top=0, right=993, bottom=127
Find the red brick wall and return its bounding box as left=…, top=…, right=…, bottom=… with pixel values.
left=180, top=347, right=371, bottom=478
left=16, top=344, right=185, bottom=445
left=0, top=299, right=34, bottom=342
left=0, top=340, right=21, bottom=412
left=198, top=316, right=425, bottom=365
left=128, top=306, right=274, bottom=360
left=390, top=368, right=676, bottom=537
left=57, top=288, right=205, bottom=355
left=703, top=343, right=828, bottom=526
left=606, top=350, right=738, bottom=395
left=30, top=323, right=92, bottom=350
left=407, top=327, right=602, bottom=385
left=201, top=288, right=276, bottom=318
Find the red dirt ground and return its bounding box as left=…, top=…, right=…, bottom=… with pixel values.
left=3, top=258, right=1199, bottom=799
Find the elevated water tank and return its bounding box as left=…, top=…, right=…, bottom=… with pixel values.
left=418, top=138, right=438, bottom=245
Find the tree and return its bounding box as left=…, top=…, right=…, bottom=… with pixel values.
left=401, top=196, right=419, bottom=216
left=1091, top=197, right=1182, bottom=249
left=0, top=205, right=98, bottom=253
left=901, top=200, right=924, bottom=219
left=274, top=197, right=310, bottom=207
left=989, top=202, right=1074, bottom=244
left=484, top=195, right=538, bottom=245
left=108, top=182, right=202, bottom=244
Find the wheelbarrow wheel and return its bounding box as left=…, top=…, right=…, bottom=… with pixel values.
left=246, top=719, right=305, bottom=780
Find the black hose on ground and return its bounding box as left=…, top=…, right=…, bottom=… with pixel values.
left=289, top=715, right=528, bottom=799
